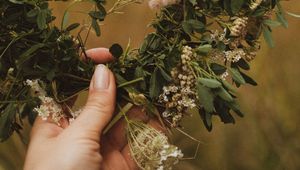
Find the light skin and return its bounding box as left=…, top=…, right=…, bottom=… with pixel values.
left=24, top=48, right=163, bottom=170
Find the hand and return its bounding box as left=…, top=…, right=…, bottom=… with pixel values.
left=24, top=48, right=162, bottom=170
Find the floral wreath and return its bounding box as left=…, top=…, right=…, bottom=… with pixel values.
left=0, top=0, right=297, bottom=169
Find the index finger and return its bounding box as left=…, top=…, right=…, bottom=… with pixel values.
left=85, top=48, right=114, bottom=63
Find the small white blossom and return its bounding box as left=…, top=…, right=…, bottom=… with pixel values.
left=210, top=29, right=229, bottom=44
left=221, top=71, right=229, bottom=80
left=26, top=79, right=64, bottom=125
left=159, top=46, right=197, bottom=127
left=229, top=17, right=248, bottom=37
left=224, top=48, right=246, bottom=63
left=25, top=79, right=46, bottom=96
left=127, top=121, right=183, bottom=170
left=249, top=0, right=263, bottom=10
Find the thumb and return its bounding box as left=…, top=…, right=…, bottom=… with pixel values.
left=70, top=64, right=116, bottom=135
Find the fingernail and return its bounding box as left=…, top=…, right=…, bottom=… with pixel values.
left=94, top=64, right=110, bottom=90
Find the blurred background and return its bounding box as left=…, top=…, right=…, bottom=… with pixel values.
left=1, top=1, right=300, bottom=170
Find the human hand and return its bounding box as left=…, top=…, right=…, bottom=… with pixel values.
left=23, top=48, right=161, bottom=170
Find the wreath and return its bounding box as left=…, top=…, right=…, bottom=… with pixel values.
left=0, top=0, right=297, bottom=169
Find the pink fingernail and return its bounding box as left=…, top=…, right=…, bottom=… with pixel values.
left=94, top=64, right=110, bottom=90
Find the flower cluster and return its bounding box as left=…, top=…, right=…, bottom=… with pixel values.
left=220, top=71, right=229, bottom=81
left=159, top=46, right=197, bottom=127
left=26, top=80, right=64, bottom=125
left=224, top=48, right=246, bottom=63
left=229, top=17, right=249, bottom=37
left=249, top=0, right=263, bottom=10
left=127, top=120, right=183, bottom=170
left=148, top=0, right=180, bottom=10
left=210, top=29, right=229, bottom=44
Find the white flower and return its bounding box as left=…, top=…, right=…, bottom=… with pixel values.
left=210, top=29, right=229, bottom=44
left=229, top=17, right=248, bottom=37
left=25, top=79, right=46, bottom=96
left=249, top=0, right=263, bottom=10
left=127, top=121, right=183, bottom=170
left=159, top=46, right=197, bottom=126
left=26, top=79, right=64, bottom=125
left=221, top=71, right=229, bottom=80
left=224, top=48, right=246, bottom=63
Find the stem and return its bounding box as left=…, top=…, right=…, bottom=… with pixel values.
left=103, top=103, right=134, bottom=134
left=0, top=39, right=15, bottom=59
left=0, top=100, right=31, bottom=104
left=55, top=87, right=89, bottom=103
left=61, top=0, right=87, bottom=30
left=5, top=71, right=21, bottom=101
left=58, top=73, right=91, bottom=82
left=117, top=77, right=144, bottom=88
left=187, top=63, right=198, bottom=78
left=0, top=31, right=32, bottom=59
left=107, top=0, right=141, bottom=15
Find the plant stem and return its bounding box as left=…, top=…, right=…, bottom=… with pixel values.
left=55, top=87, right=89, bottom=103
left=0, top=100, right=31, bottom=104
left=103, top=103, right=134, bottom=134
left=59, top=73, right=91, bottom=82
left=117, top=77, right=144, bottom=88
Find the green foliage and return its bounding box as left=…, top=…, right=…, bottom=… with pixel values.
left=0, top=0, right=292, bottom=141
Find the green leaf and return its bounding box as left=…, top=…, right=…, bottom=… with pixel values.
left=46, top=69, right=56, bottom=81
left=210, top=63, right=227, bottom=75
left=196, top=44, right=212, bottom=55
left=223, top=0, right=232, bottom=14
left=263, top=19, right=282, bottom=27
left=37, top=10, right=47, bottom=30
left=182, top=21, right=193, bottom=34
left=198, top=78, right=222, bottom=88
left=217, top=87, right=234, bottom=102
left=222, top=80, right=236, bottom=93
left=65, top=23, right=80, bottom=32
left=196, top=80, right=215, bottom=113
left=263, top=26, right=275, bottom=48
left=240, top=72, right=258, bottom=86
left=214, top=98, right=235, bottom=124
left=236, top=58, right=250, bottom=70
left=231, top=0, right=245, bottom=14
left=109, top=44, right=123, bottom=58
left=276, top=12, right=288, bottom=28
left=200, top=111, right=213, bottom=131
left=274, top=3, right=288, bottom=28
left=149, top=68, right=160, bottom=99
left=96, top=3, right=107, bottom=16
left=183, top=19, right=205, bottom=33
left=135, top=67, right=147, bottom=90
left=9, top=0, right=23, bottom=4
left=27, top=8, right=39, bottom=17
left=89, top=11, right=106, bottom=21
left=61, top=10, right=69, bottom=30
left=92, top=18, right=101, bottom=36
left=158, top=67, right=172, bottom=82
left=228, top=68, right=246, bottom=84
left=189, top=0, right=197, bottom=5
left=17, top=43, right=45, bottom=67
left=227, top=101, right=244, bottom=117
left=0, top=104, right=16, bottom=141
